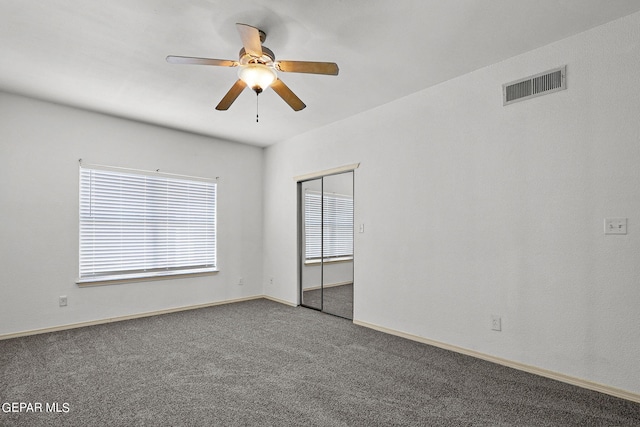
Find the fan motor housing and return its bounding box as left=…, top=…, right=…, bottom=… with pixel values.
left=239, top=46, right=275, bottom=65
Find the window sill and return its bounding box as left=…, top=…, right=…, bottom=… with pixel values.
left=76, top=268, right=218, bottom=287
left=304, top=257, right=353, bottom=266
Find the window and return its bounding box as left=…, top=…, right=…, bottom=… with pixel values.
left=78, top=166, right=216, bottom=283
left=304, top=191, right=353, bottom=261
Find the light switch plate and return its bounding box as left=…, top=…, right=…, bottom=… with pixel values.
left=604, top=218, right=627, bottom=235
left=491, top=315, right=502, bottom=331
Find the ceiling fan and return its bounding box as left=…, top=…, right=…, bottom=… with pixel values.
left=166, top=23, right=339, bottom=113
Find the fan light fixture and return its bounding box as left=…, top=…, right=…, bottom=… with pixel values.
left=238, top=64, right=277, bottom=93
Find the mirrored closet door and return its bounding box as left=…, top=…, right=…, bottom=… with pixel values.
left=298, top=171, right=354, bottom=319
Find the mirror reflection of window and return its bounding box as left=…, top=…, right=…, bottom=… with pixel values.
left=304, top=190, right=353, bottom=262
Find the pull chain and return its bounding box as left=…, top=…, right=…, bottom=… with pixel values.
left=256, top=92, right=259, bottom=123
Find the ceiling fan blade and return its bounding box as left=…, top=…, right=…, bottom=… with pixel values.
left=166, top=56, right=238, bottom=67
left=270, top=79, right=306, bottom=111
left=236, top=23, right=263, bottom=58
left=215, top=79, right=247, bottom=110
left=275, top=60, right=339, bottom=76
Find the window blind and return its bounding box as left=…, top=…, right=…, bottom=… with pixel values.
left=304, top=191, right=353, bottom=260
left=79, top=166, right=216, bottom=282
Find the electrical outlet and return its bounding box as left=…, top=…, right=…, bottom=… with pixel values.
left=238, top=277, right=244, bottom=286
left=269, top=277, right=274, bottom=285
left=59, top=296, right=67, bottom=307
left=491, top=315, right=502, bottom=331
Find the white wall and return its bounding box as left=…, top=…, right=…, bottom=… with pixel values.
left=263, top=12, right=640, bottom=395
left=0, top=92, right=263, bottom=336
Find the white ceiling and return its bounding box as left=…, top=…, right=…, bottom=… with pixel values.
left=2, top=1, right=640, bottom=147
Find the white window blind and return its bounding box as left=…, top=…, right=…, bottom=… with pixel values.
left=78, top=166, right=216, bottom=283
left=304, top=191, right=353, bottom=260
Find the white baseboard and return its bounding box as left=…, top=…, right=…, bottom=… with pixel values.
left=353, top=319, right=640, bottom=404
left=262, top=295, right=298, bottom=307
left=0, top=295, right=264, bottom=341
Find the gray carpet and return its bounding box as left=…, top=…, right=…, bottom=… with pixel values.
left=1, top=299, right=638, bottom=426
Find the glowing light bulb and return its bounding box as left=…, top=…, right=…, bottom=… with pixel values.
left=238, top=64, right=277, bottom=93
